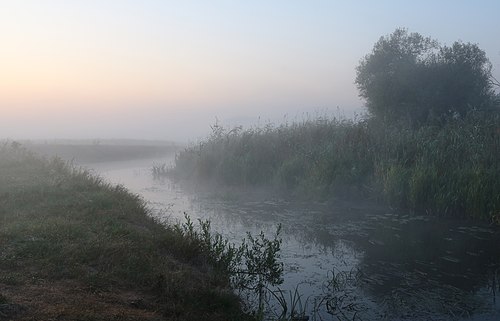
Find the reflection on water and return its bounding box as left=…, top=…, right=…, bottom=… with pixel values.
left=88, top=157, right=500, bottom=320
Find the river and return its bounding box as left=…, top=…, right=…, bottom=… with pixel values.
left=87, top=156, right=500, bottom=320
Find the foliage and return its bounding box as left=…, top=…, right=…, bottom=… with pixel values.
left=0, top=143, right=251, bottom=321
left=169, top=117, right=374, bottom=198
left=237, top=226, right=284, bottom=314
left=173, top=213, right=284, bottom=316
left=166, top=111, right=500, bottom=223
left=172, top=213, right=245, bottom=274
left=165, top=29, right=500, bottom=223
left=374, top=111, right=500, bottom=221
left=355, top=28, right=497, bottom=125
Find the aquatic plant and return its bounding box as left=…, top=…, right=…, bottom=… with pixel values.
left=166, top=110, right=500, bottom=222
left=267, top=285, right=310, bottom=321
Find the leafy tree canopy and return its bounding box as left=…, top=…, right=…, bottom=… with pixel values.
left=356, top=28, right=497, bottom=125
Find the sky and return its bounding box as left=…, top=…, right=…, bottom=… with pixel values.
left=1, top=1, right=499, bottom=142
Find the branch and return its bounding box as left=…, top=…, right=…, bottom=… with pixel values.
left=490, top=75, right=500, bottom=88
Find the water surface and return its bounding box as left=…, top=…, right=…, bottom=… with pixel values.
left=88, top=157, right=500, bottom=320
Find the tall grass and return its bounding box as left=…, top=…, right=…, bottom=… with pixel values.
left=171, top=118, right=374, bottom=197
left=375, top=112, right=500, bottom=221
left=168, top=112, right=500, bottom=222
left=0, top=142, right=251, bottom=320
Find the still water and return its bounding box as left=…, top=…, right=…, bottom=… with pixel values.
left=88, top=157, right=500, bottom=320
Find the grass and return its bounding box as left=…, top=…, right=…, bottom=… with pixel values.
left=0, top=142, right=251, bottom=321
left=165, top=111, right=500, bottom=223
left=167, top=118, right=374, bottom=196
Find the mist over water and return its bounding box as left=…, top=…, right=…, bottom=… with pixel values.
left=2, top=2, right=500, bottom=320
left=88, top=156, right=500, bottom=320
left=0, top=102, right=364, bottom=143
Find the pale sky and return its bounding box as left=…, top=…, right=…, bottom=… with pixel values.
left=1, top=1, right=499, bottom=142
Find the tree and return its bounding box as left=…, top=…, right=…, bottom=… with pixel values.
left=356, top=28, right=497, bottom=125
left=429, top=41, right=496, bottom=117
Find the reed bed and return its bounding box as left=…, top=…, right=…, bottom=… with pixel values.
left=168, top=112, right=500, bottom=222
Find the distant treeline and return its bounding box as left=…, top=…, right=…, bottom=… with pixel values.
left=26, top=143, right=179, bottom=163
left=169, top=112, right=500, bottom=223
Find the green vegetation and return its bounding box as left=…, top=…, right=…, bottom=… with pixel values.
left=166, top=111, right=500, bottom=223
left=165, top=29, right=500, bottom=223
left=356, top=28, right=498, bottom=125
left=175, top=214, right=284, bottom=317
left=0, top=142, right=252, bottom=320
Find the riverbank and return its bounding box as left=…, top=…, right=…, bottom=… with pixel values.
left=0, top=143, right=249, bottom=321
left=166, top=112, right=500, bottom=223
left=94, top=151, right=500, bottom=320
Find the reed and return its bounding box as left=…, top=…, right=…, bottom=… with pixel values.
left=169, top=111, right=500, bottom=222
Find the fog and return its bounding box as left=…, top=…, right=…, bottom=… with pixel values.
left=0, top=101, right=363, bottom=144
left=1, top=1, right=499, bottom=143
left=2, top=3, right=500, bottom=320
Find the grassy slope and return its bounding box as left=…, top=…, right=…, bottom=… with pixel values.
left=0, top=143, right=248, bottom=321
left=169, top=113, right=500, bottom=223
